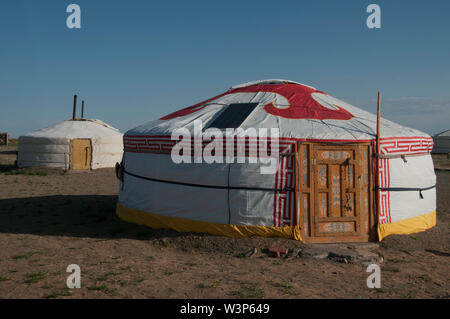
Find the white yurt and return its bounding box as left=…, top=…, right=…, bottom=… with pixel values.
left=116, top=80, right=436, bottom=242
left=18, top=97, right=123, bottom=170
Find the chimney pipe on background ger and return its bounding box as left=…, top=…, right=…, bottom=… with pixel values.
left=72, top=94, right=77, bottom=120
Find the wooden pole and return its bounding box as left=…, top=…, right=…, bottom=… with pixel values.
left=376, top=91, right=381, bottom=156
left=375, top=91, right=381, bottom=227
left=72, top=95, right=77, bottom=120
left=81, top=100, right=85, bottom=118
left=294, top=142, right=299, bottom=226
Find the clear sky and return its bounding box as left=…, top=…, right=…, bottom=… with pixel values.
left=1, top=0, right=449, bottom=137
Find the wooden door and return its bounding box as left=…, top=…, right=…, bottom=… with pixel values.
left=70, top=139, right=92, bottom=170
left=298, top=143, right=373, bottom=243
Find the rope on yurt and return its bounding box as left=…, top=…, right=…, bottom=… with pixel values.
left=375, top=185, right=436, bottom=199
left=122, top=170, right=295, bottom=193
left=375, top=153, right=430, bottom=160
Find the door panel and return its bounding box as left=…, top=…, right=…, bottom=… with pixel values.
left=299, top=143, right=372, bottom=243
left=71, top=139, right=91, bottom=170
left=314, top=147, right=359, bottom=237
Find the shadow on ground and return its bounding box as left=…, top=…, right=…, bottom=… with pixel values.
left=0, top=195, right=183, bottom=240
left=0, top=150, right=17, bottom=155
left=0, top=164, right=14, bottom=173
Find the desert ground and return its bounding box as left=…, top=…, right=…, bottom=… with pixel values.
left=0, top=144, right=448, bottom=299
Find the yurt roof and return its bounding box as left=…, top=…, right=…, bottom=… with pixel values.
left=126, top=79, right=429, bottom=141
left=434, top=129, right=450, bottom=137
left=23, top=119, right=122, bottom=139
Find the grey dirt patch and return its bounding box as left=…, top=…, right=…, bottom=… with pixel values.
left=240, top=242, right=383, bottom=266
left=298, top=243, right=383, bottom=266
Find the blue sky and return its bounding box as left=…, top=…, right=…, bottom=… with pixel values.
left=1, top=0, right=449, bottom=137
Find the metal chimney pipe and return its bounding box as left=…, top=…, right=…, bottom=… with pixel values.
left=72, top=95, right=77, bottom=120
left=81, top=100, right=85, bottom=119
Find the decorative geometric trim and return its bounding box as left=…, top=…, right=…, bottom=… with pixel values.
left=379, top=136, right=433, bottom=155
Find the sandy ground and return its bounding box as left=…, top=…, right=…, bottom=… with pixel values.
left=0, top=146, right=448, bottom=299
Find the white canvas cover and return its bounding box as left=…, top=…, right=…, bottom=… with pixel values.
left=18, top=119, right=123, bottom=169
left=117, top=80, right=436, bottom=241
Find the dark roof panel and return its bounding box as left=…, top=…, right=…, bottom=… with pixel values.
left=205, top=103, right=259, bottom=130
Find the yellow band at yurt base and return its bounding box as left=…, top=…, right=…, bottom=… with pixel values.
left=117, top=202, right=435, bottom=242
left=116, top=202, right=303, bottom=241
left=377, top=210, right=436, bottom=241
